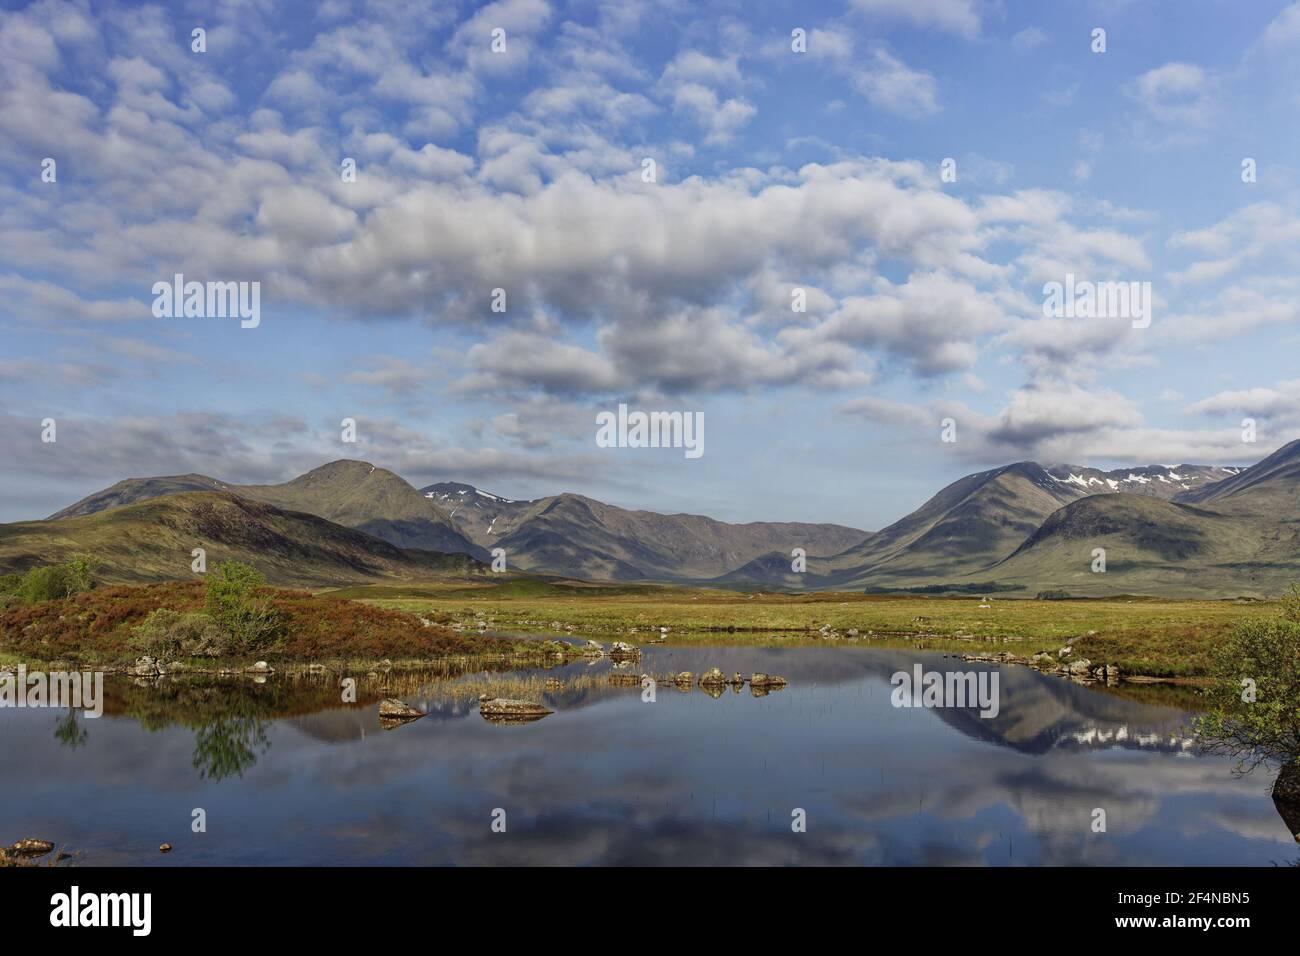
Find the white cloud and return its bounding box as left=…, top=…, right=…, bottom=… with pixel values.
left=853, top=50, right=940, bottom=117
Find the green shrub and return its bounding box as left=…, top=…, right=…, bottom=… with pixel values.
left=204, top=562, right=283, bottom=655
left=1196, top=615, right=1300, bottom=769
left=17, top=565, right=75, bottom=603
left=129, top=608, right=229, bottom=660
left=11, top=556, right=101, bottom=605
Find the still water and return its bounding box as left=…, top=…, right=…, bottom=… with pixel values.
left=3, top=645, right=1296, bottom=865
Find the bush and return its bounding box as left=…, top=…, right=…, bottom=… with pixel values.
left=1280, top=584, right=1300, bottom=624
left=1196, top=615, right=1300, bottom=769
left=10, top=556, right=101, bottom=605
left=204, top=562, right=283, bottom=656
left=129, top=608, right=230, bottom=660
left=17, top=565, right=76, bottom=603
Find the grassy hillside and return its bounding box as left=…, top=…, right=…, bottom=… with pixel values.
left=987, top=493, right=1300, bottom=599
left=0, top=492, right=490, bottom=587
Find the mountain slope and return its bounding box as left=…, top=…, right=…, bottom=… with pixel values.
left=985, top=493, right=1300, bottom=598
left=486, top=492, right=870, bottom=580
left=240, top=461, right=484, bottom=559
left=1, top=492, right=488, bottom=587
left=723, top=462, right=1087, bottom=589
left=420, top=481, right=534, bottom=544
left=51, top=461, right=484, bottom=560
left=49, top=474, right=233, bottom=519
left=1044, top=463, right=1239, bottom=500
left=1176, top=439, right=1300, bottom=507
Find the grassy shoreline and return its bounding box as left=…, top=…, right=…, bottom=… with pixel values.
left=333, top=580, right=1273, bottom=678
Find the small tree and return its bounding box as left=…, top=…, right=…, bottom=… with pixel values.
left=64, top=554, right=100, bottom=594
left=204, top=561, right=282, bottom=656
left=1196, top=614, right=1300, bottom=771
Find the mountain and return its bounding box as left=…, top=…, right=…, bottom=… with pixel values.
left=488, top=492, right=869, bottom=581
left=420, top=482, right=870, bottom=580
left=966, top=441, right=1300, bottom=597
left=1, top=492, right=487, bottom=587
left=420, top=481, right=534, bottom=544
left=721, top=462, right=1088, bottom=590
left=1043, top=463, right=1239, bottom=500
left=48, top=474, right=233, bottom=519
left=985, top=493, right=1299, bottom=598
left=26, top=441, right=1300, bottom=595
left=51, top=461, right=485, bottom=560
left=239, top=461, right=485, bottom=559
left=1175, top=439, right=1300, bottom=506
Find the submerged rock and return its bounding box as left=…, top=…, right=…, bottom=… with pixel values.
left=478, top=695, right=554, bottom=723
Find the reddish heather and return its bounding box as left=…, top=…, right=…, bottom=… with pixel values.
left=0, top=582, right=513, bottom=662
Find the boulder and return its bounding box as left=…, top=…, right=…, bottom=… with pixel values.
left=128, top=656, right=160, bottom=677
left=7, top=839, right=54, bottom=858
left=609, top=641, right=641, bottom=662
left=699, top=667, right=727, bottom=686
left=726, top=672, right=745, bottom=686
left=672, top=671, right=694, bottom=686
left=1067, top=659, right=1094, bottom=677
left=246, top=661, right=274, bottom=674
left=378, top=698, right=425, bottom=721
left=1273, top=760, right=1300, bottom=802
left=750, top=673, right=788, bottom=688
left=478, top=695, right=554, bottom=722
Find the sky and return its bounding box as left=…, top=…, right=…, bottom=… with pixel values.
left=2, top=0, right=1299, bottom=530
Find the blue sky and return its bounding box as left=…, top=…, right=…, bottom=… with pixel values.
left=2, top=0, right=1299, bottom=529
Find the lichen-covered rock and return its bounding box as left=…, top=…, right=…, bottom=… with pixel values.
left=478, top=696, right=554, bottom=722
left=7, top=839, right=54, bottom=858
left=699, top=667, right=726, bottom=686
left=378, top=697, right=425, bottom=721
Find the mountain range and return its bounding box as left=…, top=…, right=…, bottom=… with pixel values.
left=4, top=441, right=1298, bottom=598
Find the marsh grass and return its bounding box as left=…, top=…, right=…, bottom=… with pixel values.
left=358, top=586, right=1269, bottom=677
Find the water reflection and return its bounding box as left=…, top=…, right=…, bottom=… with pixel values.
left=1, top=645, right=1296, bottom=866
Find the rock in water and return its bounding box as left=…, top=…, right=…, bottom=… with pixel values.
left=378, top=698, right=425, bottom=721
left=129, top=656, right=160, bottom=677
left=478, top=695, right=554, bottom=723
left=699, top=667, right=727, bottom=686
left=609, top=641, right=641, bottom=662
left=8, top=839, right=54, bottom=858
left=1274, top=760, right=1300, bottom=802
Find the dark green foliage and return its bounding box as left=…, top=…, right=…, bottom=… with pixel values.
left=1196, top=605, right=1300, bottom=770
